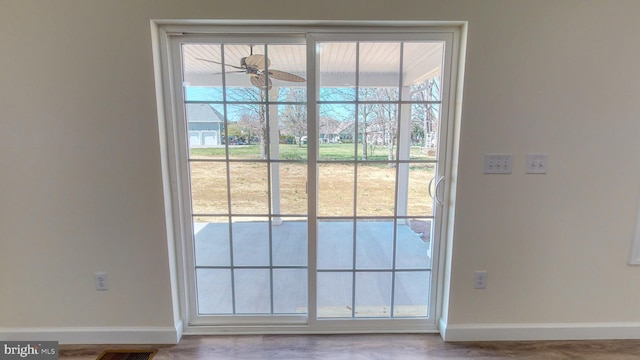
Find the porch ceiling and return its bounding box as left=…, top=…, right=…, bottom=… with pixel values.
left=182, top=42, right=443, bottom=88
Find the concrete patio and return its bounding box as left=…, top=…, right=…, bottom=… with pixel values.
left=194, top=220, right=432, bottom=317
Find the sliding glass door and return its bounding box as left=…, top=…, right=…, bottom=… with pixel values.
left=163, top=27, right=457, bottom=331
left=312, top=36, right=443, bottom=323
left=176, top=38, right=309, bottom=325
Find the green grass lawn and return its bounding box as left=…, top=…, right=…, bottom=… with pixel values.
left=190, top=143, right=435, bottom=161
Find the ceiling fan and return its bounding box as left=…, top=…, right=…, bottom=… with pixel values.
left=196, top=46, right=305, bottom=90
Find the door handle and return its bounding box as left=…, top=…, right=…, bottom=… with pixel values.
left=434, top=176, right=445, bottom=205
left=428, top=177, right=435, bottom=200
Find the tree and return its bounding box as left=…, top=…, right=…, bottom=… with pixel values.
left=279, top=88, right=307, bottom=146
left=226, top=121, right=243, bottom=139
left=357, top=87, right=390, bottom=160
left=318, top=88, right=357, bottom=144
left=226, top=87, right=269, bottom=159
left=371, top=88, right=399, bottom=163
left=359, top=87, right=398, bottom=162
left=357, top=89, right=378, bottom=160
left=410, top=77, right=440, bottom=150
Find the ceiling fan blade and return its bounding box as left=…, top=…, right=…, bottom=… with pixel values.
left=250, top=74, right=272, bottom=91
left=211, top=71, right=246, bottom=75
left=195, top=58, right=244, bottom=70
left=249, top=75, right=263, bottom=88
left=267, top=69, right=306, bottom=82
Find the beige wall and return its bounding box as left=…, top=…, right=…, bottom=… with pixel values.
left=2, top=0, right=640, bottom=341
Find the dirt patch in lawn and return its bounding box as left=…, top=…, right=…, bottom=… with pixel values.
left=189, top=160, right=434, bottom=222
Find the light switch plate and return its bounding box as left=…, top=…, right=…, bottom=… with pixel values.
left=526, top=154, right=548, bottom=174
left=484, top=154, right=512, bottom=174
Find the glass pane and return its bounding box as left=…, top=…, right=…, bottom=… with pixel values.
left=319, top=42, right=356, bottom=101
left=357, top=163, right=396, bottom=217
left=278, top=142, right=307, bottom=161
left=317, top=272, right=353, bottom=318
left=402, top=41, right=443, bottom=163
left=401, top=42, right=444, bottom=101
left=224, top=44, right=267, bottom=99
left=186, top=103, right=225, bottom=157
left=226, top=104, right=265, bottom=160
left=355, top=220, right=393, bottom=270
left=318, top=220, right=354, bottom=270
left=318, top=163, right=354, bottom=217
left=182, top=44, right=224, bottom=102
left=272, top=219, right=307, bottom=267
left=407, top=163, right=435, bottom=217
left=272, top=163, right=307, bottom=215
left=268, top=44, right=307, bottom=101
left=189, top=143, right=227, bottom=160
left=396, top=219, right=431, bottom=269
left=229, top=162, right=268, bottom=214
left=319, top=104, right=356, bottom=160
left=394, top=271, right=430, bottom=317
left=234, top=269, right=271, bottom=314
left=408, top=218, right=432, bottom=247
left=354, top=272, right=392, bottom=318
left=357, top=103, right=398, bottom=161
left=196, top=269, right=232, bottom=314
left=231, top=217, right=270, bottom=266
left=358, top=42, right=400, bottom=101
left=194, top=216, right=230, bottom=267
left=407, top=102, right=439, bottom=161
left=190, top=161, right=228, bottom=215
left=321, top=86, right=356, bottom=102
left=185, top=87, right=223, bottom=102
left=274, top=103, right=307, bottom=160
left=273, top=269, right=307, bottom=314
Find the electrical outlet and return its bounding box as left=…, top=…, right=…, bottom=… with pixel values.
left=484, top=154, right=512, bottom=174
left=95, top=272, right=108, bottom=291
left=474, top=271, right=487, bottom=289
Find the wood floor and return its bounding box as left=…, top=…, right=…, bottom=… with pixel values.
left=59, top=334, right=640, bottom=359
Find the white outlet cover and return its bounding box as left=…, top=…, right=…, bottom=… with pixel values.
left=95, top=272, right=108, bottom=291
left=474, top=270, right=488, bottom=289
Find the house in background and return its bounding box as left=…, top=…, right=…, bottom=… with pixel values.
left=318, top=117, right=343, bottom=143
left=186, top=103, right=224, bottom=147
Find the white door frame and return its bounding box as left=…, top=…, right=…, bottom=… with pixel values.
left=152, top=21, right=466, bottom=335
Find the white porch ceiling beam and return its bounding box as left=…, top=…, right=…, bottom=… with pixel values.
left=184, top=71, right=436, bottom=88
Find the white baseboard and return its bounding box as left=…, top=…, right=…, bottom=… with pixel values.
left=438, top=317, right=448, bottom=340
left=440, top=320, right=640, bottom=341
left=0, top=321, right=184, bottom=344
